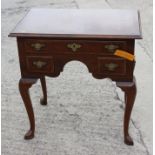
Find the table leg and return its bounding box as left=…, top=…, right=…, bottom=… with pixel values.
left=19, top=78, right=37, bottom=139
left=116, top=77, right=137, bottom=145
left=40, top=77, right=47, bottom=105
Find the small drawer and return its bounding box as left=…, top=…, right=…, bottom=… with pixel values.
left=98, top=57, right=126, bottom=75
left=24, top=39, right=127, bottom=54
left=26, top=56, right=54, bottom=73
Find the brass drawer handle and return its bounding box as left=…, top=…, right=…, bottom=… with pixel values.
left=67, top=43, right=81, bottom=52
left=105, top=63, right=118, bottom=71
left=33, top=61, right=47, bottom=69
left=31, top=43, right=45, bottom=51
left=104, top=44, right=119, bottom=53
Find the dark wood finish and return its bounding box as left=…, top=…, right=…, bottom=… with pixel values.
left=26, top=56, right=54, bottom=74
left=19, top=78, right=37, bottom=139
left=98, top=57, right=126, bottom=75
left=116, top=77, right=137, bottom=145
left=9, top=9, right=142, bottom=145
left=40, top=77, right=47, bottom=105
left=24, top=39, right=128, bottom=54
left=16, top=37, right=135, bottom=82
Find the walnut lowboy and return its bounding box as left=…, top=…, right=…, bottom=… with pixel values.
left=9, top=9, right=142, bottom=145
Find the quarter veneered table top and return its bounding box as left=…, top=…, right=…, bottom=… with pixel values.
left=9, top=8, right=142, bottom=39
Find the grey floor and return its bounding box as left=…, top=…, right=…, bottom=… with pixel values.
left=2, top=0, right=152, bottom=155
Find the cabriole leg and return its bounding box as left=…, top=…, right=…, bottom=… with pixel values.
left=116, top=77, right=137, bottom=145
left=40, top=77, right=47, bottom=105
left=19, top=78, right=37, bottom=139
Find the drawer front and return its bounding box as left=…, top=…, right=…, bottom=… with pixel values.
left=24, top=39, right=127, bottom=54
left=25, top=40, right=49, bottom=51
left=26, top=56, right=54, bottom=73
left=98, top=57, right=126, bottom=75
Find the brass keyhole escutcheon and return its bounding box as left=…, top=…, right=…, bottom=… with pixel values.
left=104, top=44, right=119, bottom=53
left=31, top=43, right=45, bottom=51
left=105, top=63, right=118, bottom=71
left=33, top=61, right=47, bottom=69
left=67, top=43, right=81, bottom=52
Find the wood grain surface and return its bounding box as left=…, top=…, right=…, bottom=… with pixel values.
left=9, top=9, right=142, bottom=39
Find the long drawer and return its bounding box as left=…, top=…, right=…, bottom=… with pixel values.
left=24, top=39, right=129, bottom=54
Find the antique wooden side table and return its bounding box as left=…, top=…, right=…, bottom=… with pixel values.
left=9, top=9, right=142, bottom=145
